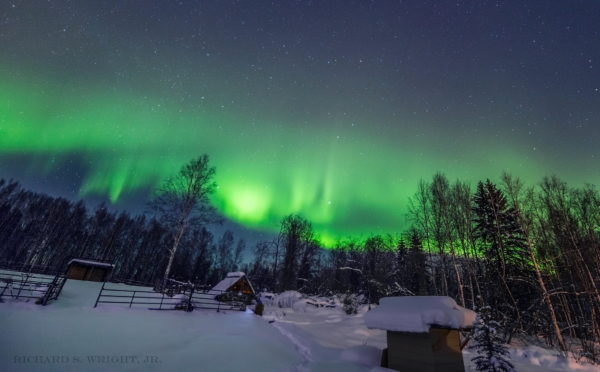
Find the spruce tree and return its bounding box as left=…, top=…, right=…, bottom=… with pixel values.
left=473, top=180, right=529, bottom=330
left=396, top=238, right=407, bottom=271
left=469, top=306, right=515, bottom=372
left=473, top=180, right=528, bottom=274
left=408, top=229, right=428, bottom=295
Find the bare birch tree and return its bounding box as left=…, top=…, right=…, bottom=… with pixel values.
left=151, top=155, right=219, bottom=284
left=501, top=172, right=567, bottom=353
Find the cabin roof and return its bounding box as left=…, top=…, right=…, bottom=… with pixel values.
left=210, top=272, right=255, bottom=295
left=67, top=259, right=115, bottom=269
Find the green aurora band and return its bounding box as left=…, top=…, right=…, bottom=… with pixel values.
left=0, top=71, right=593, bottom=247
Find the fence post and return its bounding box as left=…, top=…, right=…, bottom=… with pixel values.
left=15, top=273, right=27, bottom=299
left=41, top=284, right=51, bottom=306
left=94, top=281, right=106, bottom=308
left=0, top=281, right=8, bottom=301
left=41, top=274, right=60, bottom=306
left=129, top=291, right=136, bottom=308
left=159, top=292, right=164, bottom=310
left=55, top=275, right=67, bottom=300
left=187, top=286, right=194, bottom=312
left=49, top=273, right=67, bottom=300
left=217, top=291, right=221, bottom=313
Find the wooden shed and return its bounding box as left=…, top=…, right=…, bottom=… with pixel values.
left=365, top=296, right=476, bottom=372
left=210, top=272, right=255, bottom=304
left=66, top=259, right=114, bottom=282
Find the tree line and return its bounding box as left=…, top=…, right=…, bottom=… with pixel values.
left=0, top=156, right=598, bottom=361
left=0, top=180, right=245, bottom=286
left=248, top=172, right=600, bottom=361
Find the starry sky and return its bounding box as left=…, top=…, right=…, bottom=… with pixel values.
left=1, top=0, right=599, bottom=246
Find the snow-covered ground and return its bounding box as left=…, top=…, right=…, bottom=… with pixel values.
left=0, top=280, right=302, bottom=372
left=0, top=280, right=597, bottom=371
left=260, top=292, right=598, bottom=372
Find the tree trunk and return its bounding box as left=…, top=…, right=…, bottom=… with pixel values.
left=526, top=236, right=568, bottom=352
left=163, top=212, right=190, bottom=283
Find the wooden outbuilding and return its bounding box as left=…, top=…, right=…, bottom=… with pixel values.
left=210, top=272, right=255, bottom=304
left=66, top=259, right=114, bottom=282
left=365, top=296, right=476, bottom=372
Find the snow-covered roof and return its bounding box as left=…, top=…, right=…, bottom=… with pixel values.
left=226, top=272, right=246, bottom=277
left=68, top=259, right=115, bottom=269
left=364, top=296, right=476, bottom=333
left=210, top=272, right=255, bottom=295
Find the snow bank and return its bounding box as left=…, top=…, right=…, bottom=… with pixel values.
left=463, top=343, right=599, bottom=372
left=364, top=296, right=476, bottom=333
left=261, top=290, right=304, bottom=308
left=259, top=291, right=337, bottom=312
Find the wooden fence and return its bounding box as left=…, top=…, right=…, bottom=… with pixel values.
left=0, top=269, right=67, bottom=305
left=93, top=282, right=246, bottom=312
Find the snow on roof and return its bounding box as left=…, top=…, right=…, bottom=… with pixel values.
left=210, top=272, right=255, bottom=295
left=364, top=296, right=476, bottom=333
left=68, top=259, right=115, bottom=269
left=226, top=272, right=245, bottom=278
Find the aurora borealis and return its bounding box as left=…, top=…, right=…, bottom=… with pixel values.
left=1, top=1, right=599, bottom=245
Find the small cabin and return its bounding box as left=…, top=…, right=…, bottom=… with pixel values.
left=66, top=259, right=114, bottom=282
left=210, top=272, right=256, bottom=303
left=365, top=296, right=476, bottom=372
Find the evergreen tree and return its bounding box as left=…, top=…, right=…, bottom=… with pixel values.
left=473, top=180, right=530, bottom=330
left=473, top=180, right=528, bottom=274
left=395, top=238, right=408, bottom=274
left=407, top=228, right=428, bottom=295
left=469, top=306, right=515, bottom=372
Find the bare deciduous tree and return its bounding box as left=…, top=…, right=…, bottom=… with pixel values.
left=151, top=155, right=220, bottom=284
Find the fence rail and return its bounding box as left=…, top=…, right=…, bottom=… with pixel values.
left=0, top=270, right=67, bottom=305
left=94, top=282, right=246, bottom=312
left=189, top=290, right=246, bottom=311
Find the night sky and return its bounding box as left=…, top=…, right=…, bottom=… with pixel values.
left=1, top=1, right=599, bottom=245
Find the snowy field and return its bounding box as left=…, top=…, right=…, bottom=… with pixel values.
left=0, top=279, right=597, bottom=371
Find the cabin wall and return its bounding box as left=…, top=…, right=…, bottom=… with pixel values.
left=66, top=265, right=88, bottom=280
left=386, top=328, right=465, bottom=372
left=66, top=265, right=109, bottom=282
left=227, top=278, right=254, bottom=295
left=85, top=267, right=108, bottom=282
